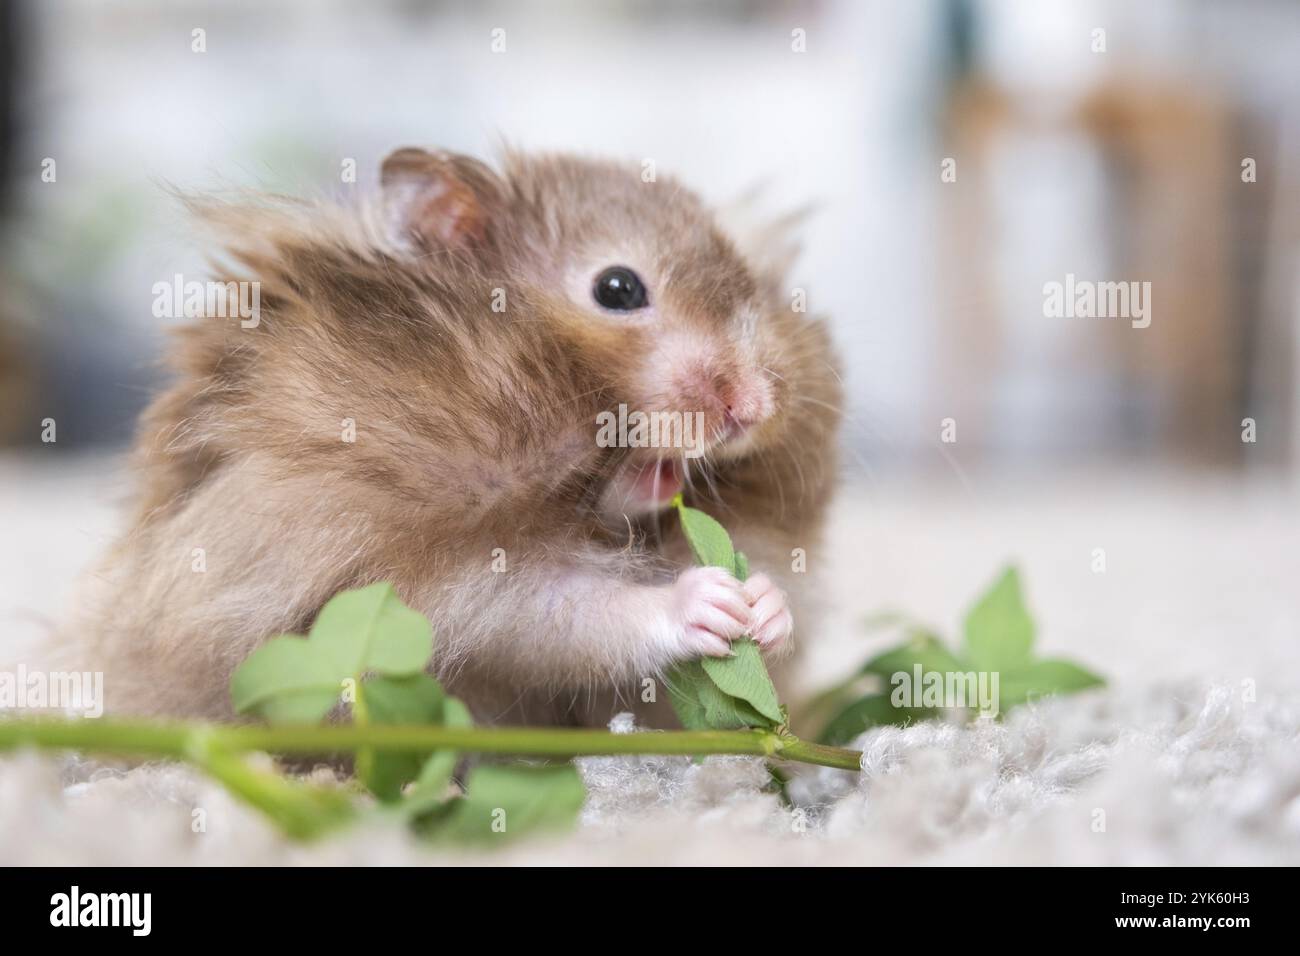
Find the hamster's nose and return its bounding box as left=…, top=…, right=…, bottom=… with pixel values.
left=667, top=352, right=773, bottom=431
left=720, top=377, right=774, bottom=431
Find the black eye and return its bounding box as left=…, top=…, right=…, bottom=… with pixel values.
left=592, top=266, right=648, bottom=311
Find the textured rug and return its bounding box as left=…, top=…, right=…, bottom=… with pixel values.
left=1, top=682, right=1297, bottom=865
left=2, top=454, right=1298, bottom=865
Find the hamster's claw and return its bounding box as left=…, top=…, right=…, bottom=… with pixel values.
left=742, top=573, right=794, bottom=654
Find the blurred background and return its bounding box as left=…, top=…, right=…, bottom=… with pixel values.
left=3, top=0, right=1298, bottom=467
left=1, top=0, right=1299, bottom=682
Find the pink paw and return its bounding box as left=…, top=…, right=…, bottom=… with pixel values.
left=743, top=573, right=793, bottom=654
left=670, top=566, right=751, bottom=658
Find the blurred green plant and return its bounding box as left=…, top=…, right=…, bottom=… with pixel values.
left=809, top=568, right=1105, bottom=746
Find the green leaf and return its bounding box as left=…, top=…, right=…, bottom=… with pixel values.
left=811, top=566, right=1106, bottom=741
left=701, top=639, right=783, bottom=725
left=817, top=694, right=936, bottom=746
left=186, top=737, right=356, bottom=841
left=733, top=550, right=750, bottom=581
left=995, top=658, right=1105, bottom=712
left=963, top=567, right=1035, bottom=672
left=666, top=497, right=785, bottom=731
left=802, top=628, right=951, bottom=724
left=231, top=582, right=434, bottom=722
left=813, top=632, right=966, bottom=742
left=673, top=493, right=738, bottom=572
left=228, top=636, right=349, bottom=724
left=669, top=660, right=772, bottom=730
left=665, top=661, right=714, bottom=730
left=310, top=582, right=433, bottom=678
left=862, top=631, right=967, bottom=679
left=422, top=763, right=586, bottom=845
left=810, top=631, right=963, bottom=741
left=359, top=674, right=446, bottom=802
left=401, top=696, right=474, bottom=817
left=699, top=677, right=773, bottom=729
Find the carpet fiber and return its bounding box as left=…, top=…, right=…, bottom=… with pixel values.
left=2, top=455, right=1298, bottom=865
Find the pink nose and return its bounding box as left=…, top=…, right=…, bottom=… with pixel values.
left=672, top=359, right=773, bottom=430
left=719, top=384, right=772, bottom=431
left=724, top=402, right=759, bottom=429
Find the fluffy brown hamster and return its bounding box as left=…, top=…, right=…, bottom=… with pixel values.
left=72, top=147, right=843, bottom=726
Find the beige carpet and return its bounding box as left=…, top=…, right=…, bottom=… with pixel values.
left=2, top=452, right=1298, bottom=865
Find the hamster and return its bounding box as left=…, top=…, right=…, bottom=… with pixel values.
left=71, top=147, right=843, bottom=726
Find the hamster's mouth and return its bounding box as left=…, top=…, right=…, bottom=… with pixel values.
left=625, top=457, right=684, bottom=507
left=599, top=456, right=684, bottom=518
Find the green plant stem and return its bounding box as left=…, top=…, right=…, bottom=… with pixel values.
left=183, top=733, right=356, bottom=839
left=352, top=681, right=374, bottom=787
left=0, top=717, right=863, bottom=772
left=773, top=736, right=865, bottom=771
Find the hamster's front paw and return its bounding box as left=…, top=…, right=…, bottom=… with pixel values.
left=668, top=566, right=750, bottom=658
left=742, top=573, right=794, bottom=655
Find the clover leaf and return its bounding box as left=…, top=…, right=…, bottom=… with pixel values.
left=230, top=582, right=433, bottom=723
left=964, top=567, right=1035, bottom=672
left=227, top=582, right=588, bottom=839
left=419, top=763, right=587, bottom=845
left=816, top=565, right=1104, bottom=744
left=360, top=673, right=448, bottom=802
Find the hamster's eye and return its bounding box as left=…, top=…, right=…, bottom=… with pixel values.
left=592, top=266, right=648, bottom=311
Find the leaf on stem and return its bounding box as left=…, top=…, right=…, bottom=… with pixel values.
left=667, top=496, right=784, bottom=731
left=399, top=696, right=475, bottom=818
left=963, top=567, right=1034, bottom=672
left=230, top=582, right=433, bottom=723
left=419, top=763, right=586, bottom=845
left=359, top=673, right=446, bottom=802
left=994, top=658, right=1104, bottom=711
left=701, top=639, right=784, bottom=725
left=813, top=565, right=1105, bottom=744
left=186, top=735, right=356, bottom=841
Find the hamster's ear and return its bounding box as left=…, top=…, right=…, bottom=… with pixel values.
left=716, top=186, right=813, bottom=289
left=380, top=147, right=504, bottom=250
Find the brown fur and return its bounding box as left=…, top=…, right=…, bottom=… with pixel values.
left=71, top=149, right=842, bottom=725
